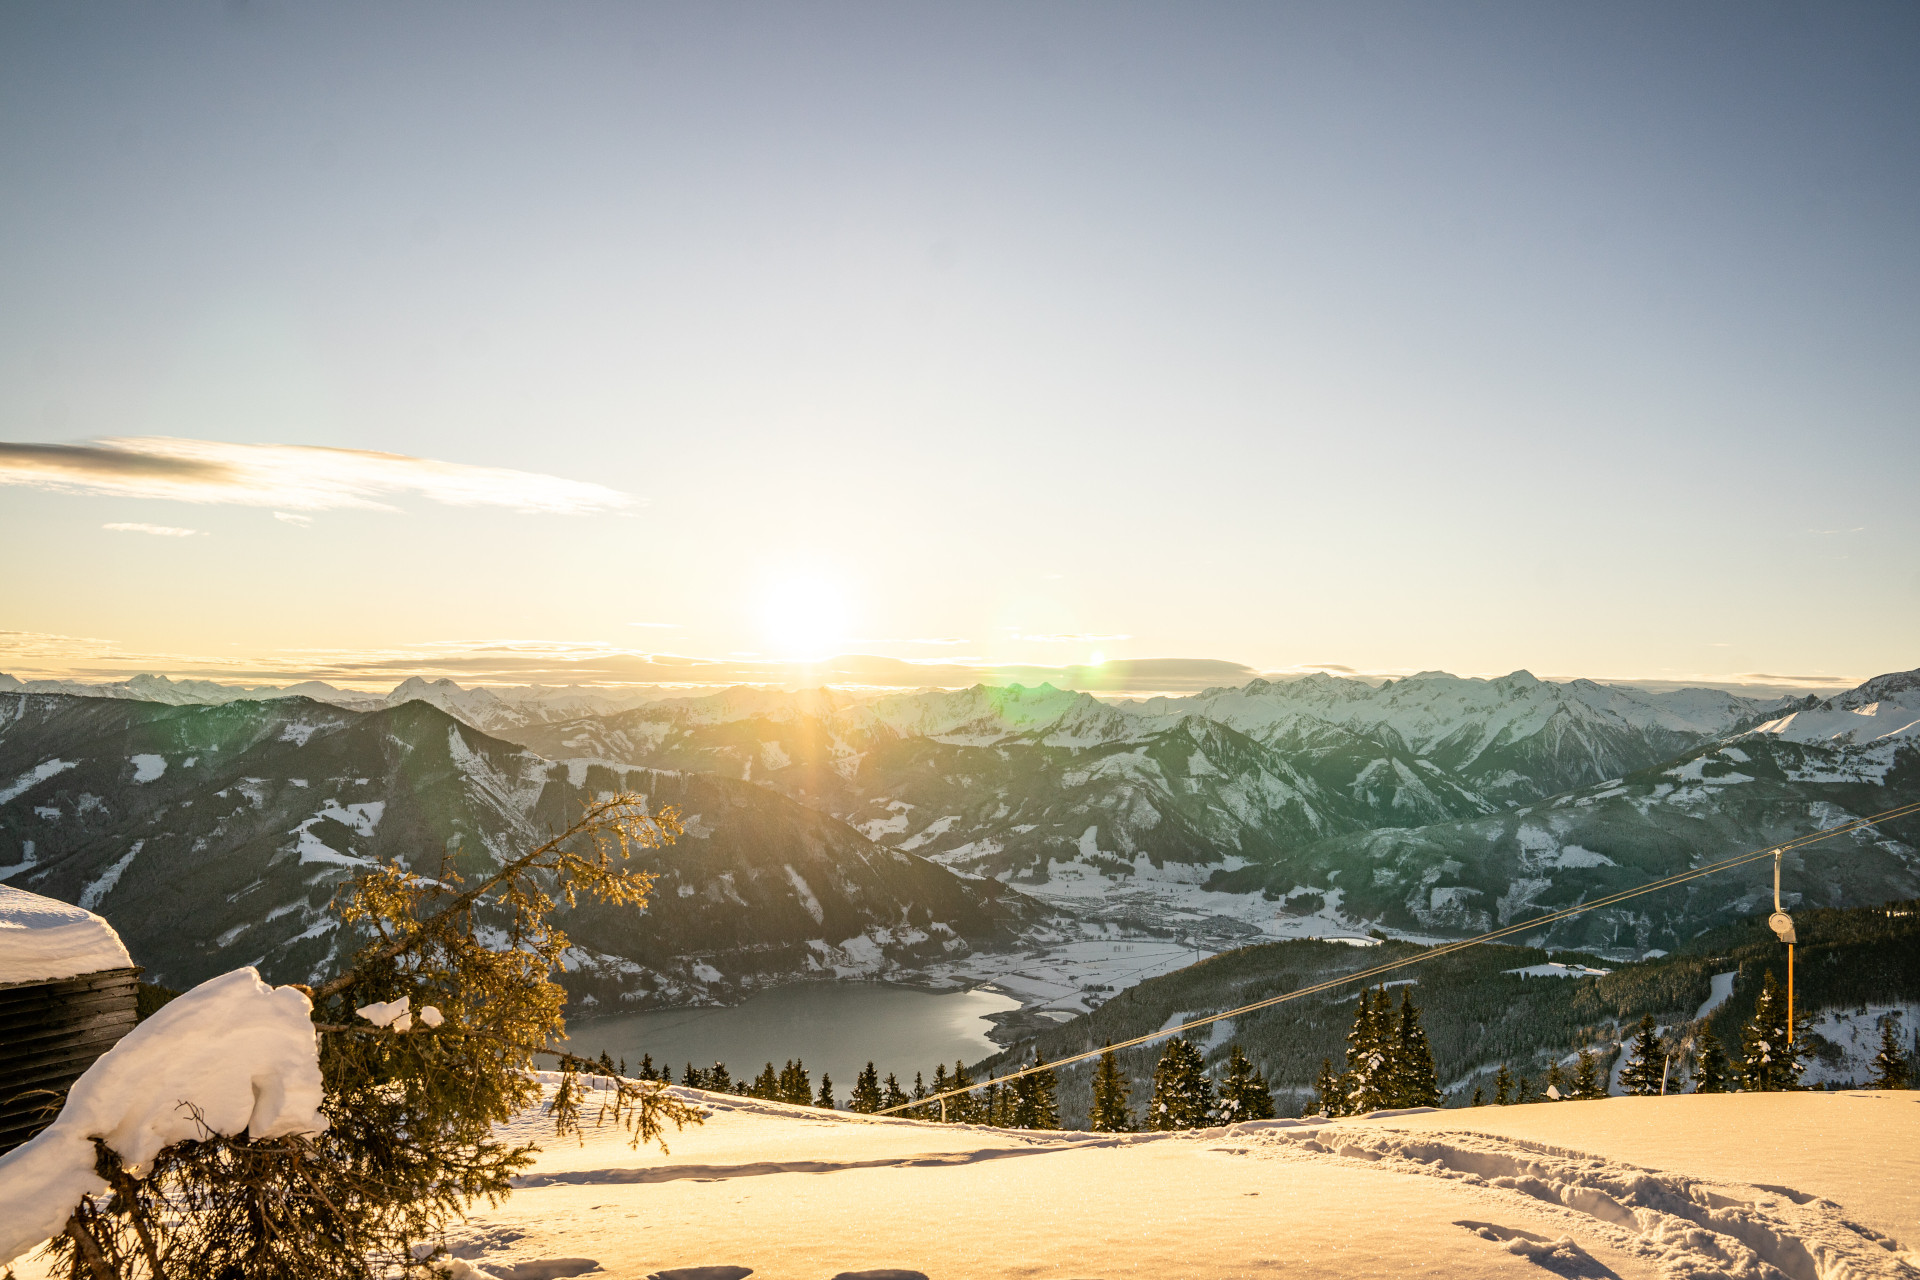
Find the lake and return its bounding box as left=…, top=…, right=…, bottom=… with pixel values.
left=563, top=981, right=1023, bottom=1096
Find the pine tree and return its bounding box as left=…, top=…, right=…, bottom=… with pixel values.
left=1690, top=1030, right=1730, bottom=1092
left=1492, top=1065, right=1514, bottom=1105
left=1339, top=988, right=1393, bottom=1115
left=1148, top=1037, right=1213, bottom=1130
left=1470, top=1086, right=1485, bottom=1107
left=1313, top=1057, right=1341, bottom=1117
left=1214, top=1046, right=1276, bottom=1122
left=910, top=1070, right=931, bottom=1119
left=1620, top=1015, right=1667, bottom=1095
left=1869, top=1013, right=1911, bottom=1090
left=1740, top=970, right=1803, bottom=1092
left=1023, top=1055, right=1061, bottom=1129
left=816, top=1072, right=836, bottom=1109
left=984, top=1076, right=1005, bottom=1126
left=882, top=1072, right=909, bottom=1111
left=706, top=1062, right=732, bottom=1092
left=1089, top=1044, right=1134, bottom=1132
left=36, top=792, right=697, bottom=1280
left=1543, top=1062, right=1568, bottom=1100
left=637, top=1053, right=659, bottom=1081
left=682, top=1062, right=703, bottom=1088
left=750, top=1062, right=780, bottom=1100
left=1389, top=989, right=1441, bottom=1107
left=948, top=1061, right=982, bottom=1124
left=928, top=1064, right=949, bottom=1120
left=778, top=1059, right=813, bottom=1105
left=850, top=1062, right=884, bottom=1113
left=1514, top=1073, right=1535, bottom=1104
left=1571, top=1047, right=1605, bottom=1099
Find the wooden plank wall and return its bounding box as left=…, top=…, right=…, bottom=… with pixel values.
left=0, top=967, right=141, bottom=1155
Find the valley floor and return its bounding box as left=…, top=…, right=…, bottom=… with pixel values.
left=441, top=1088, right=1920, bottom=1280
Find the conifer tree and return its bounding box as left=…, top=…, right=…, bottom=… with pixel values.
left=1089, top=1044, right=1134, bottom=1132
left=1739, top=970, right=1803, bottom=1092
left=928, top=1064, right=950, bottom=1120
left=1571, top=1047, right=1605, bottom=1099
left=706, top=1062, right=732, bottom=1092
left=683, top=1062, right=703, bottom=1088
left=1214, top=1046, right=1276, bottom=1122
left=1869, top=1014, right=1912, bottom=1090
left=1692, top=1029, right=1731, bottom=1093
left=37, top=792, right=697, bottom=1280
left=1022, top=1055, right=1061, bottom=1129
left=1312, top=1057, right=1340, bottom=1117
left=1542, top=1062, right=1567, bottom=1100
left=1339, top=988, right=1394, bottom=1115
left=850, top=1062, right=884, bottom=1113
left=1470, top=1086, right=1485, bottom=1107
left=984, top=1076, right=1005, bottom=1126
left=948, top=1061, right=982, bottom=1124
left=1148, top=1037, right=1213, bottom=1130
left=779, top=1059, right=813, bottom=1106
left=636, top=1053, right=659, bottom=1081
left=1620, top=1015, right=1668, bottom=1095
left=1515, top=1073, right=1535, bottom=1104
left=909, top=1070, right=931, bottom=1119
left=1493, top=1064, right=1514, bottom=1105
left=816, top=1072, right=835, bottom=1109
left=881, top=1072, right=910, bottom=1112
left=751, top=1062, right=780, bottom=1100
left=1389, top=989, right=1441, bottom=1107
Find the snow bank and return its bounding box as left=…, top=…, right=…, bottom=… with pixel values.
left=0, top=884, right=133, bottom=985
left=0, top=968, right=327, bottom=1266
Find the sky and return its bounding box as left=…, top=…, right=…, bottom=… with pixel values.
left=1, top=1, right=1915, bottom=695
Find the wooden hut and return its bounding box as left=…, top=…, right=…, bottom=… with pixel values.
left=0, top=885, right=140, bottom=1155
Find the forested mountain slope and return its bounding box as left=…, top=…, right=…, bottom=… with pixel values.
left=0, top=693, right=1038, bottom=1004
left=976, top=901, right=1920, bottom=1126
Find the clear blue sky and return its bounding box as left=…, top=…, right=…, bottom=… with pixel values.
left=2, top=2, right=1915, bottom=690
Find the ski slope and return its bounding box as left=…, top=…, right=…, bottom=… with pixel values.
left=423, top=1087, right=1920, bottom=1280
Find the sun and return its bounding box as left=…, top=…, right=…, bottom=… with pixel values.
left=759, top=577, right=850, bottom=662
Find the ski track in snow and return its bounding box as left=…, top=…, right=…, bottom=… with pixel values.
left=451, top=1089, right=1920, bottom=1280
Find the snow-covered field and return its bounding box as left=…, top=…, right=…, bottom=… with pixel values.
left=427, top=1088, right=1920, bottom=1280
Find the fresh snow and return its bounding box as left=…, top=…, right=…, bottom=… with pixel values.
left=128, top=753, right=166, bottom=782
left=77, top=839, right=142, bottom=911
left=0, top=968, right=326, bottom=1268
left=1695, top=970, right=1738, bottom=1020
left=412, top=1087, right=1920, bottom=1280
left=0, top=884, right=133, bottom=984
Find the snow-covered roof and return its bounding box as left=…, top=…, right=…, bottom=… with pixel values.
left=0, top=885, right=134, bottom=986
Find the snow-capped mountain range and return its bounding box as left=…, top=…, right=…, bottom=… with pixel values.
left=2, top=667, right=1913, bottom=1005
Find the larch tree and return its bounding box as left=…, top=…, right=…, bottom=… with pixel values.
left=1148, top=1037, right=1213, bottom=1131
left=1739, top=971, right=1803, bottom=1092
left=1214, top=1046, right=1276, bottom=1122
left=1620, top=1015, right=1668, bottom=1095
left=1869, top=1013, right=1911, bottom=1090
left=1088, top=1044, right=1134, bottom=1132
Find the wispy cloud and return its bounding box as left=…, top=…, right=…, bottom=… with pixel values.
left=0, top=437, right=633, bottom=515
left=103, top=521, right=205, bottom=537
left=273, top=511, right=313, bottom=527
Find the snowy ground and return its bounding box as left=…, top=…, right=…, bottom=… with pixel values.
left=424, top=1087, right=1920, bottom=1280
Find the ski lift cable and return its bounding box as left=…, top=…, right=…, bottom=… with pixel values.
left=874, top=796, right=1920, bottom=1116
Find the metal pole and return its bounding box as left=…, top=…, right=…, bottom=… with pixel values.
left=1787, top=944, right=1794, bottom=1044
left=1660, top=1055, right=1670, bottom=1096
